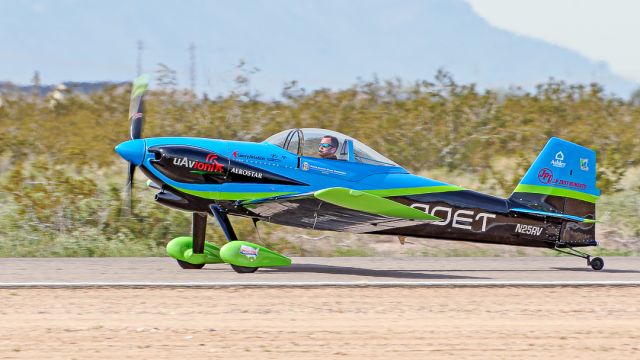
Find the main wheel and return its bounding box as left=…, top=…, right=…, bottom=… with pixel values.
left=590, top=257, right=604, bottom=271
left=177, top=259, right=205, bottom=269
left=231, top=264, right=258, bottom=273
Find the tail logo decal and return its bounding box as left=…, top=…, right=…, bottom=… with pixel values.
left=536, top=167, right=587, bottom=190
left=538, top=168, right=553, bottom=184
left=551, top=151, right=566, bottom=168
left=580, top=158, right=589, bottom=171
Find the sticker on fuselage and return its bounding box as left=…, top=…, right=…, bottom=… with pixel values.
left=149, top=145, right=307, bottom=185
left=232, top=151, right=287, bottom=163
left=229, top=167, right=263, bottom=179
left=410, top=203, right=496, bottom=232
left=303, top=163, right=346, bottom=176
left=173, top=155, right=225, bottom=173
left=515, top=224, right=543, bottom=236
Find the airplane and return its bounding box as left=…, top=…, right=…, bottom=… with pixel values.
left=115, top=75, right=604, bottom=273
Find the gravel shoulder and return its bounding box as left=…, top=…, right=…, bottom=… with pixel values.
left=1, top=287, right=639, bottom=359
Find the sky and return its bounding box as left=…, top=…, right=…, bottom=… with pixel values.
left=467, top=0, right=640, bottom=83
left=1, top=0, right=638, bottom=96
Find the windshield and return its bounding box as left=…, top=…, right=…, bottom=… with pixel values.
left=264, top=128, right=399, bottom=167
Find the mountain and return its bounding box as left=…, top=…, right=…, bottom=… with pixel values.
left=224, top=0, right=637, bottom=97
left=0, top=0, right=636, bottom=97
left=0, top=81, right=127, bottom=97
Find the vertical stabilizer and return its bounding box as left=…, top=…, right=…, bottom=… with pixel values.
left=509, top=137, right=599, bottom=246
left=511, top=137, right=599, bottom=205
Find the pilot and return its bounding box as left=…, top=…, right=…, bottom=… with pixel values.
left=318, top=135, right=339, bottom=160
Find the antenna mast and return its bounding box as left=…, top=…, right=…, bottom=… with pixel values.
left=137, top=40, right=144, bottom=76
left=189, top=42, right=196, bottom=93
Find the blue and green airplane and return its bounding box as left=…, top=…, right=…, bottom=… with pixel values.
left=115, top=76, right=603, bottom=273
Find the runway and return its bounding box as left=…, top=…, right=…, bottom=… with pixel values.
left=2, top=257, right=640, bottom=359
left=2, top=256, right=639, bottom=287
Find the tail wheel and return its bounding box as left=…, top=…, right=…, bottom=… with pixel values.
left=590, top=257, right=604, bottom=271
left=177, top=259, right=205, bottom=269
left=231, top=265, right=258, bottom=273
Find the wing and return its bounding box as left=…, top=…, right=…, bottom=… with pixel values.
left=239, top=187, right=441, bottom=233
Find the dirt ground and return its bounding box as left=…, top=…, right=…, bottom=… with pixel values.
left=1, top=287, right=639, bottom=359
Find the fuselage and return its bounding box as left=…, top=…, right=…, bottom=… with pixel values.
left=117, top=136, right=592, bottom=249
left=135, top=136, right=460, bottom=202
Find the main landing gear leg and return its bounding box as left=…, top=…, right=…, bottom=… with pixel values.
left=210, top=205, right=258, bottom=273
left=553, top=243, right=604, bottom=271
left=175, top=212, right=208, bottom=269
left=210, top=205, right=238, bottom=241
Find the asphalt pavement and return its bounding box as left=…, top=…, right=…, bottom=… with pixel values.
left=1, top=257, right=639, bottom=287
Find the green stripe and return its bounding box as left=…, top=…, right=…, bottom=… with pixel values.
left=178, top=185, right=464, bottom=201
left=365, top=185, right=465, bottom=197
left=179, top=189, right=296, bottom=201
left=513, top=184, right=599, bottom=203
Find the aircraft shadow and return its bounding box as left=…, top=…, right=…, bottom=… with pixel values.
left=551, top=267, right=640, bottom=274
left=262, top=263, right=487, bottom=280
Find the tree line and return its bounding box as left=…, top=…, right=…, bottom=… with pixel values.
left=0, top=71, right=638, bottom=256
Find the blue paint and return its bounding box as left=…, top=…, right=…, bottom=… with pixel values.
left=120, top=136, right=451, bottom=196
left=518, top=137, right=600, bottom=196
left=510, top=207, right=588, bottom=223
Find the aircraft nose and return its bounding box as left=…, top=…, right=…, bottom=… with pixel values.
left=115, top=139, right=146, bottom=166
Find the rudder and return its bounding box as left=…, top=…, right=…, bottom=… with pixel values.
left=509, top=137, right=600, bottom=246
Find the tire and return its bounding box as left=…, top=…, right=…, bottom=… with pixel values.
left=177, top=259, right=205, bottom=269
left=590, top=257, right=604, bottom=271
left=231, top=264, right=258, bottom=273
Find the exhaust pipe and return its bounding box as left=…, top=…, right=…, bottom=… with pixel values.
left=155, top=191, right=192, bottom=212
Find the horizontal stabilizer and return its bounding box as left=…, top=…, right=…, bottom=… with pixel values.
left=314, top=187, right=442, bottom=221
left=510, top=207, right=597, bottom=224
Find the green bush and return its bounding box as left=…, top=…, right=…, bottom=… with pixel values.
left=1, top=72, right=639, bottom=256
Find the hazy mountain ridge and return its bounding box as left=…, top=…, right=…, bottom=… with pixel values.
left=0, top=0, right=636, bottom=97
left=0, top=81, right=127, bottom=97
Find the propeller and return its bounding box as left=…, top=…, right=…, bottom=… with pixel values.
left=129, top=74, right=149, bottom=140
left=125, top=74, right=150, bottom=213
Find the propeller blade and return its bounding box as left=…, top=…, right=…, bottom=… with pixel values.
left=121, top=75, right=149, bottom=216
left=126, top=162, right=136, bottom=213
left=129, top=74, right=149, bottom=140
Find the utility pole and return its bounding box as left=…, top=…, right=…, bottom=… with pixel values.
left=189, top=42, right=196, bottom=94
left=31, top=70, right=41, bottom=98
left=137, top=40, right=144, bottom=76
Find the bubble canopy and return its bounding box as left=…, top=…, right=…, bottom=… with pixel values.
left=264, top=128, right=399, bottom=167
